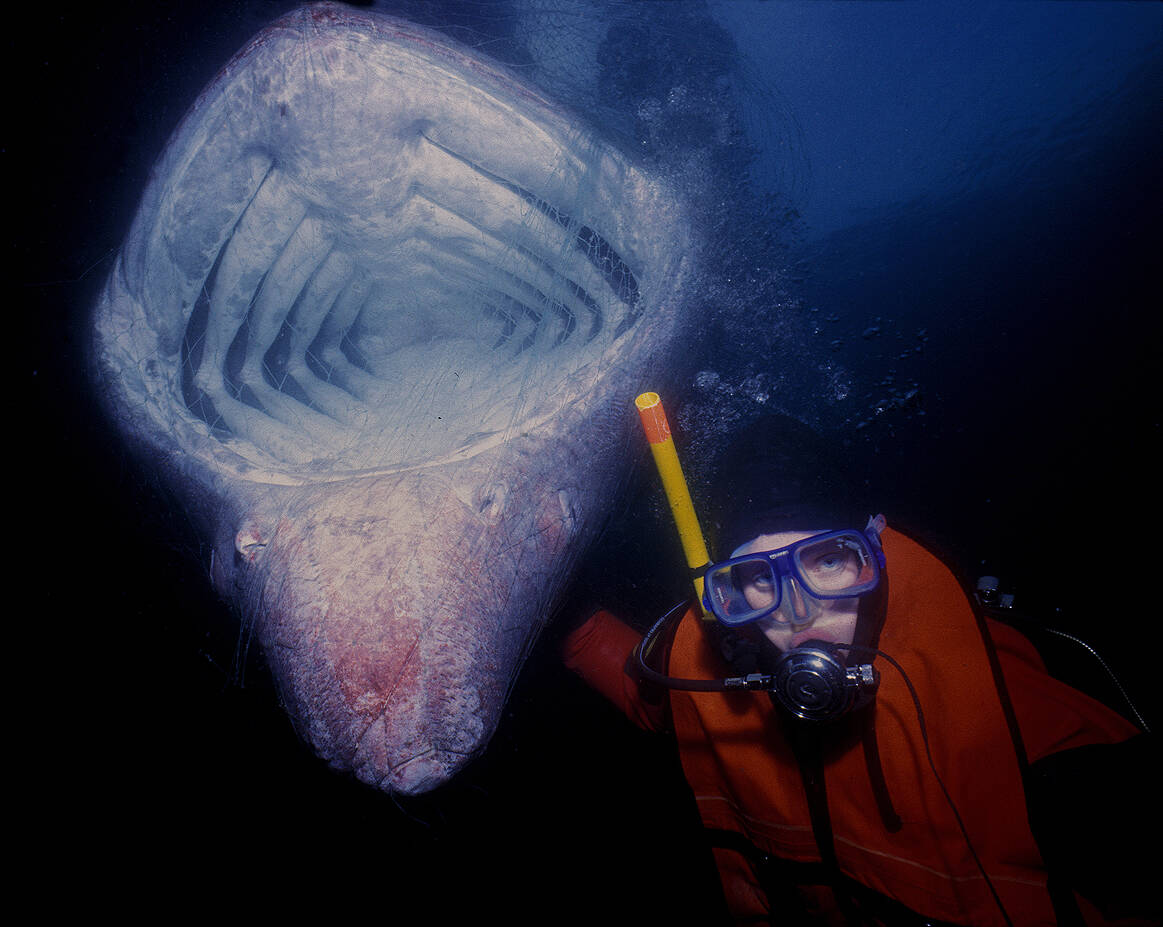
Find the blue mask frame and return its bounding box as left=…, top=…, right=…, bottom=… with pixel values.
left=702, top=528, right=885, bottom=627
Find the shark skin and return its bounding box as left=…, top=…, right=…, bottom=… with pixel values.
left=92, top=3, right=693, bottom=793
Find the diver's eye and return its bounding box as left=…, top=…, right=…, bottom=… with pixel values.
left=737, top=563, right=775, bottom=608
left=814, top=553, right=848, bottom=573
left=803, top=550, right=850, bottom=574
left=742, top=567, right=773, bottom=592
left=799, top=542, right=863, bottom=592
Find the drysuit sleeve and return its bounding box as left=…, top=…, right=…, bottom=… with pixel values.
left=562, top=608, right=669, bottom=733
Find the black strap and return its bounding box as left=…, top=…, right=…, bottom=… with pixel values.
left=860, top=712, right=903, bottom=833
left=968, top=598, right=1086, bottom=927
left=781, top=717, right=866, bottom=925
left=704, top=827, right=964, bottom=927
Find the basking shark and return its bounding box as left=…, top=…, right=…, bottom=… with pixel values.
left=93, top=2, right=695, bottom=794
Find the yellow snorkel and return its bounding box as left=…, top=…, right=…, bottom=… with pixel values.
left=635, top=392, right=714, bottom=620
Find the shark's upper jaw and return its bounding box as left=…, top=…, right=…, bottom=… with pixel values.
left=99, top=3, right=684, bottom=484
left=93, top=3, right=693, bottom=793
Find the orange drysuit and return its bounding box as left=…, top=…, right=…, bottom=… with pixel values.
left=563, top=527, right=1146, bottom=926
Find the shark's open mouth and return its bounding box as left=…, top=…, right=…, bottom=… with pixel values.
left=104, top=3, right=676, bottom=482
left=178, top=130, right=645, bottom=473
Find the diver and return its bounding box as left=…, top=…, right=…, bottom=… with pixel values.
left=562, top=414, right=1154, bottom=926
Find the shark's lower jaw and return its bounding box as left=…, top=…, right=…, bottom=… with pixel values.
left=94, top=3, right=692, bottom=792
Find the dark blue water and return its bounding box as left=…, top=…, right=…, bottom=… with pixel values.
left=25, top=0, right=1160, bottom=918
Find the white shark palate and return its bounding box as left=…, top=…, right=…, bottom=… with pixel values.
left=94, top=3, right=693, bottom=793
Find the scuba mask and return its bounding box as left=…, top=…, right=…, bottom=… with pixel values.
left=702, top=528, right=884, bottom=628
left=636, top=523, right=886, bottom=721
left=630, top=399, right=884, bottom=722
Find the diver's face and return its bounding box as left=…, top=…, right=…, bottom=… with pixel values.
left=734, top=531, right=861, bottom=653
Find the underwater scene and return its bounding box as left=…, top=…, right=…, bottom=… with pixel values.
left=26, top=0, right=1160, bottom=920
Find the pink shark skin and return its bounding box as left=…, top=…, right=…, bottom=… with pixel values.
left=213, top=437, right=596, bottom=794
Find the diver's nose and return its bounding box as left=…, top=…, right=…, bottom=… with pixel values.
left=779, top=576, right=815, bottom=627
